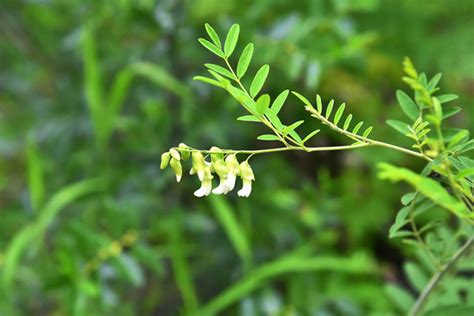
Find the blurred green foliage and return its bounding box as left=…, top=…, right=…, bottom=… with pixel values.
left=0, top=0, right=473, bottom=315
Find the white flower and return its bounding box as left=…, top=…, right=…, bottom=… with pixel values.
left=212, top=177, right=230, bottom=195
left=211, top=158, right=230, bottom=195
left=237, top=161, right=255, bottom=198
left=191, top=151, right=207, bottom=181
left=237, top=179, right=252, bottom=197
left=224, top=172, right=237, bottom=191
left=194, top=179, right=213, bottom=197
left=224, top=154, right=240, bottom=191
left=194, top=166, right=213, bottom=197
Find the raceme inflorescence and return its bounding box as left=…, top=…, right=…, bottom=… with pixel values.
left=161, top=24, right=472, bottom=207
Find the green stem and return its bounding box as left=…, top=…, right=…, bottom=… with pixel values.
left=307, top=107, right=432, bottom=161
left=409, top=236, right=473, bottom=316
left=178, top=143, right=370, bottom=156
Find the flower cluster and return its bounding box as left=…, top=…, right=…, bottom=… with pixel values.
left=161, top=144, right=255, bottom=197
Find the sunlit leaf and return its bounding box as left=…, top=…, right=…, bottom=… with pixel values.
left=205, top=23, right=221, bottom=48
left=270, top=90, right=289, bottom=115
left=396, top=90, right=419, bottom=121
left=250, top=65, right=270, bottom=98
left=237, top=43, right=254, bottom=78
left=224, top=24, right=240, bottom=57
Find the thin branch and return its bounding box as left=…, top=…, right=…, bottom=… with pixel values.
left=409, top=236, right=474, bottom=316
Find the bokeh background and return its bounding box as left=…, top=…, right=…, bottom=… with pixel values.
left=0, top=0, right=473, bottom=315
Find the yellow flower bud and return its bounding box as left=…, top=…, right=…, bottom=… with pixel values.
left=210, top=146, right=224, bottom=164
left=192, top=151, right=206, bottom=181
left=170, top=148, right=181, bottom=161
left=178, top=143, right=190, bottom=160
left=160, top=152, right=171, bottom=169
left=170, top=158, right=183, bottom=182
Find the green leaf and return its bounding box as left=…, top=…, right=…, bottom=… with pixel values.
left=384, top=284, right=415, bottom=313
left=378, top=163, right=470, bottom=219
left=26, top=137, right=44, bottom=212
left=343, top=114, right=353, bottom=130
left=209, top=196, right=252, bottom=267
left=250, top=65, right=270, bottom=98
left=424, top=305, right=474, bottom=316
left=333, top=103, right=346, bottom=125
left=271, top=90, right=289, bottom=115
left=283, top=120, right=304, bottom=135
left=237, top=115, right=260, bottom=122
left=448, top=129, right=469, bottom=149
left=198, top=38, right=224, bottom=58
left=197, top=251, right=375, bottom=316
left=325, top=99, right=334, bottom=119
left=224, top=24, right=240, bottom=57
left=316, top=94, right=323, bottom=113
left=442, top=105, right=462, bottom=119
left=288, top=130, right=302, bottom=142
left=401, top=192, right=417, bottom=205
left=204, top=63, right=234, bottom=79
left=404, top=262, right=428, bottom=291
left=396, top=90, right=419, bottom=121
left=257, top=134, right=280, bottom=141
left=236, top=43, right=254, bottom=78
left=454, top=168, right=474, bottom=180
left=291, top=91, right=312, bottom=108
left=389, top=206, right=410, bottom=238
left=2, top=179, right=103, bottom=292
left=442, top=128, right=468, bottom=142
left=427, top=73, right=442, bottom=91
left=302, top=130, right=320, bottom=144
left=352, top=121, right=364, bottom=134
left=386, top=119, right=410, bottom=135
left=255, top=94, right=270, bottom=115
left=205, top=23, right=221, bottom=48
left=362, top=126, right=373, bottom=138
left=437, top=94, right=458, bottom=103
left=265, top=111, right=284, bottom=130
left=193, top=76, right=223, bottom=88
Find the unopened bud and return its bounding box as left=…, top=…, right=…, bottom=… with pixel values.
left=225, top=154, right=240, bottom=175
left=210, top=146, right=224, bottom=164
left=170, top=148, right=181, bottom=161
left=170, top=158, right=182, bottom=182
left=160, top=152, right=171, bottom=169
left=239, top=161, right=255, bottom=181
left=178, top=143, right=190, bottom=160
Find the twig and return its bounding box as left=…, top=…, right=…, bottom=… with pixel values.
left=409, top=236, right=474, bottom=316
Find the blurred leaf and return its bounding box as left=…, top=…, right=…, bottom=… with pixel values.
left=384, top=284, right=415, bottom=313
left=26, top=137, right=44, bottom=212
left=198, top=251, right=375, bottom=316
left=386, top=119, right=410, bottom=135
left=2, top=178, right=103, bottom=292
left=378, top=163, right=470, bottom=219
left=396, top=90, right=419, bottom=121
left=209, top=196, right=252, bottom=267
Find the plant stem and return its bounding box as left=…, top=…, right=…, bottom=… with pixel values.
left=178, top=143, right=370, bottom=156
left=409, top=236, right=474, bottom=316
left=307, top=107, right=432, bottom=161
